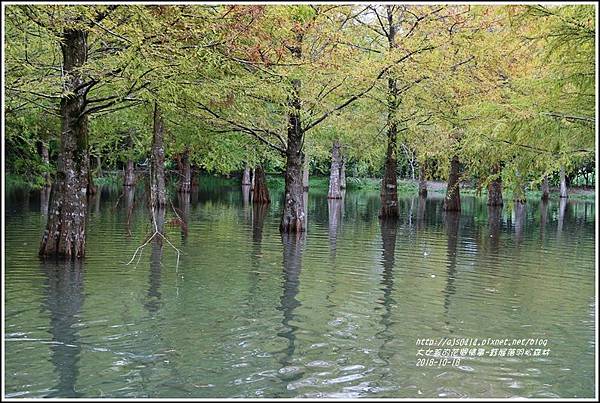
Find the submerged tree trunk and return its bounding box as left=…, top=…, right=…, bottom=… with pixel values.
left=150, top=102, right=167, bottom=208
left=124, top=159, right=136, bottom=187
left=487, top=163, right=503, bottom=206
left=418, top=162, right=427, bottom=197
left=379, top=76, right=400, bottom=219
left=302, top=156, right=309, bottom=191
left=559, top=165, right=568, bottom=198
left=327, top=140, right=343, bottom=199
left=253, top=165, right=270, bottom=204
left=177, top=148, right=191, bottom=193
left=541, top=175, right=550, bottom=201
left=39, top=28, right=89, bottom=259
left=280, top=76, right=306, bottom=233
left=242, top=165, right=252, bottom=186
left=443, top=155, right=461, bottom=212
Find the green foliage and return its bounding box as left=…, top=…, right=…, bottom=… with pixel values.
left=3, top=4, right=595, bottom=194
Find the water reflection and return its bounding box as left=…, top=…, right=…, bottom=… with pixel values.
left=416, top=195, right=427, bottom=230
left=40, top=186, right=51, bottom=216
left=377, top=218, right=397, bottom=363
left=252, top=203, right=268, bottom=246
left=3, top=182, right=596, bottom=398
left=443, top=211, right=460, bottom=325
left=557, top=198, right=568, bottom=236
left=277, top=233, right=305, bottom=377
left=242, top=184, right=251, bottom=208
left=487, top=205, right=502, bottom=253
left=124, top=186, right=136, bottom=237
left=145, top=207, right=166, bottom=314
left=177, top=192, right=190, bottom=241
left=540, top=199, right=549, bottom=240
left=41, top=260, right=85, bottom=397
left=513, top=201, right=526, bottom=244
left=328, top=198, right=343, bottom=258
left=247, top=203, right=268, bottom=310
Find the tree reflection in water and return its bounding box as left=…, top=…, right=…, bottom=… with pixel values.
left=41, top=260, right=85, bottom=397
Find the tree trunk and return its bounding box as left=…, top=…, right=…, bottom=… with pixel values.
left=327, top=140, right=343, bottom=199
left=253, top=165, right=270, bottom=204
left=541, top=175, right=550, bottom=201
left=39, top=141, right=51, bottom=185
left=418, top=162, right=427, bottom=197
left=177, top=148, right=191, bottom=193
left=487, top=163, right=503, bottom=206
left=39, top=28, right=89, bottom=259
left=559, top=165, right=568, bottom=198
left=150, top=102, right=167, bottom=208
left=95, top=155, right=102, bottom=177
left=124, top=159, right=136, bottom=187
left=443, top=155, right=461, bottom=212
left=380, top=76, right=400, bottom=218
left=242, top=165, right=252, bottom=185
left=280, top=77, right=306, bottom=233
left=302, top=156, right=309, bottom=191
left=340, top=160, right=346, bottom=190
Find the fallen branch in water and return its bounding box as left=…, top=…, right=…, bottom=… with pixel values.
left=125, top=205, right=182, bottom=268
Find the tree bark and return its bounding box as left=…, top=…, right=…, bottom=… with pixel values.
left=559, top=165, right=568, bottom=198
left=302, top=156, right=309, bottom=191
left=379, top=10, right=400, bottom=219
left=280, top=77, right=306, bottom=232
left=541, top=175, right=550, bottom=201
left=39, top=28, right=89, bottom=259
left=443, top=155, right=461, bottom=212
left=253, top=165, right=270, bottom=204
left=150, top=102, right=167, bottom=208
left=487, top=163, right=503, bottom=206
left=124, top=159, right=136, bottom=187
left=327, top=140, right=343, bottom=199
left=39, top=141, right=51, bottom=186
left=340, top=159, right=346, bottom=190
left=418, top=162, right=427, bottom=197
left=177, top=148, right=191, bottom=193
left=380, top=82, right=400, bottom=218
left=242, top=165, right=252, bottom=185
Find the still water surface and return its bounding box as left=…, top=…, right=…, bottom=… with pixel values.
left=4, top=179, right=596, bottom=398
